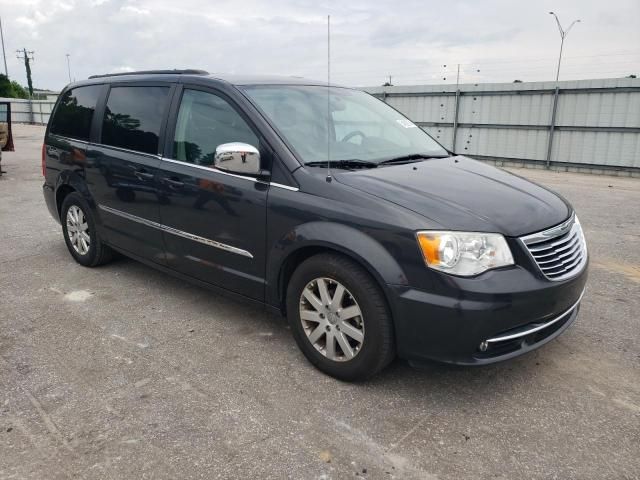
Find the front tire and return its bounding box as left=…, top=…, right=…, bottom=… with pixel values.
left=61, top=192, right=113, bottom=267
left=286, top=253, right=395, bottom=381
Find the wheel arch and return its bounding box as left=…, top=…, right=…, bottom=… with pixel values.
left=267, top=222, right=409, bottom=315
left=54, top=171, right=97, bottom=218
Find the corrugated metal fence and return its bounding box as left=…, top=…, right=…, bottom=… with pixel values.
left=366, top=78, right=640, bottom=173
left=3, top=78, right=640, bottom=173
left=0, top=98, right=56, bottom=125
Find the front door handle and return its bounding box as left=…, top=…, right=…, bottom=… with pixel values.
left=134, top=169, right=155, bottom=181
left=163, top=177, right=185, bottom=188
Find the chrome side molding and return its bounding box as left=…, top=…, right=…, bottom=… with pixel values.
left=98, top=204, right=254, bottom=258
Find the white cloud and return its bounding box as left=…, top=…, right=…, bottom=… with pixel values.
left=0, top=0, right=638, bottom=90
left=120, top=5, right=150, bottom=15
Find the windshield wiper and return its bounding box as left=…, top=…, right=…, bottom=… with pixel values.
left=305, top=159, right=378, bottom=169
left=378, top=154, right=449, bottom=165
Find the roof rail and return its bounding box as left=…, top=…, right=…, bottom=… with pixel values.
left=88, top=69, right=209, bottom=79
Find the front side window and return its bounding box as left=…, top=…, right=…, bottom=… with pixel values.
left=50, top=85, right=102, bottom=141
left=101, top=86, right=170, bottom=155
left=242, top=85, right=448, bottom=164
left=172, top=89, right=259, bottom=165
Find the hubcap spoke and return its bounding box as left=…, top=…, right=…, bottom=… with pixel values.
left=331, top=284, right=345, bottom=308
left=340, top=305, right=361, bottom=321
left=335, top=332, right=355, bottom=359
left=302, top=288, right=323, bottom=312
left=339, top=321, right=364, bottom=343
left=307, top=324, right=325, bottom=344
left=325, top=332, right=336, bottom=359
left=316, top=278, right=331, bottom=306
left=300, top=310, right=323, bottom=323
left=299, top=277, right=364, bottom=363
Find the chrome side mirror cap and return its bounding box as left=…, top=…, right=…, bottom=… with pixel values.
left=214, top=142, right=261, bottom=175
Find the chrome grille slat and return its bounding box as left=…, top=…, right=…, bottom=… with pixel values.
left=520, top=215, right=587, bottom=281
left=536, top=242, right=581, bottom=265
left=538, top=248, right=582, bottom=269
left=528, top=232, right=574, bottom=251
left=531, top=235, right=579, bottom=258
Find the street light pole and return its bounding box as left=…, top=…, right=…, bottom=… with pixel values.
left=0, top=17, right=8, bottom=77
left=549, top=12, right=581, bottom=83
left=65, top=54, right=72, bottom=83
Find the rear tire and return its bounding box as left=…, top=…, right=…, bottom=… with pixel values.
left=286, top=253, right=395, bottom=381
left=61, top=192, right=113, bottom=267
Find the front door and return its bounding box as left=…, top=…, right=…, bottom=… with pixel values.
left=86, top=84, right=173, bottom=263
left=156, top=87, right=269, bottom=300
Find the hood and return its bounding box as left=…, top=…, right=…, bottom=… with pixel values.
left=333, top=156, right=570, bottom=237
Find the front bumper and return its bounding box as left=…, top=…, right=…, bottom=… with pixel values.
left=387, top=261, right=588, bottom=366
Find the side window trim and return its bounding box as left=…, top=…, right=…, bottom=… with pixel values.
left=90, top=84, right=109, bottom=143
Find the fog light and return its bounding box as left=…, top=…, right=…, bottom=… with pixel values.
left=479, top=341, right=489, bottom=352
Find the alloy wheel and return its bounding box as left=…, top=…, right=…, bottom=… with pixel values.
left=299, top=277, right=365, bottom=361
left=66, top=205, right=91, bottom=255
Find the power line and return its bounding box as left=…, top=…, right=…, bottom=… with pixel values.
left=323, top=53, right=640, bottom=77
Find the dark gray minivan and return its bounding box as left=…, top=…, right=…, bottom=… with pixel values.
left=42, top=70, right=588, bottom=380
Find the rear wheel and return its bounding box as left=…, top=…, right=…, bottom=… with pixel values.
left=286, top=253, right=395, bottom=381
left=61, top=192, right=113, bottom=267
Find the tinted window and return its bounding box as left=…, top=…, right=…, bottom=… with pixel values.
left=173, top=89, right=258, bottom=165
left=50, top=85, right=101, bottom=141
left=102, top=86, right=170, bottom=155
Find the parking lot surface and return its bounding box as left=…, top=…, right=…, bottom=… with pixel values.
left=1, top=124, right=639, bottom=479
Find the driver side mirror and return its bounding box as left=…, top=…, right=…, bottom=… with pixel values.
left=214, top=142, right=262, bottom=176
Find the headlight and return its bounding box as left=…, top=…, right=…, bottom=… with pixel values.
left=416, top=231, right=514, bottom=276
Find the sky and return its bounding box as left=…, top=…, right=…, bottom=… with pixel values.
left=0, top=0, right=639, bottom=91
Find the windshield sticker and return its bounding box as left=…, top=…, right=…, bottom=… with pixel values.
left=396, top=119, right=418, bottom=128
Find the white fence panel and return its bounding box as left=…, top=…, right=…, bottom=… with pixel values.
left=366, top=77, right=640, bottom=172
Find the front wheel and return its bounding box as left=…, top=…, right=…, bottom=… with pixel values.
left=286, top=253, right=395, bottom=381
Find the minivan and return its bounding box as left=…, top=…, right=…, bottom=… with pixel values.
left=43, top=70, right=588, bottom=380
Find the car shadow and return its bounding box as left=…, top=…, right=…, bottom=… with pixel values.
left=97, top=255, right=543, bottom=400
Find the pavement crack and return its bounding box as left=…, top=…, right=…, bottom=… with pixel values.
left=24, top=389, right=74, bottom=453
left=386, top=415, right=431, bottom=453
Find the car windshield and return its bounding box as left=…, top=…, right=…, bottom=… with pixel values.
left=241, top=85, right=448, bottom=165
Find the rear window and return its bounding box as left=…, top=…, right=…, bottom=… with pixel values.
left=101, top=86, right=170, bottom=155
left=49, top=85, right=102, bottom=141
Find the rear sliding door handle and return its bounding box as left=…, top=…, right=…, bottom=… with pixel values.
left=163, top=178, right=184, bottom=188
left=134, top=170, right=155, bottom=181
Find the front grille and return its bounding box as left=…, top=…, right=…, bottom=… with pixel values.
left=521, top=215, right=587, bottom=281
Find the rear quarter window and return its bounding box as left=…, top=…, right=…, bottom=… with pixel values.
left=101, top=86, right=170, bottom=155
left=49, top=85, right=102, bottom=141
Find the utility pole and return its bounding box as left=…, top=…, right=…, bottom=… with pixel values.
left=16, top=48, right=35, bottom=96
left=65, top=54, right=72, bottom=83
left=549, top=12, right=581, bottom=83
left=0, top=17, right=8, bottom=77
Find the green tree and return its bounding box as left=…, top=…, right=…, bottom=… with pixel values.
left=10, top=81, right=28, bottom=98
left=0, top=74, right=12, bottom=97
left=0, top=74, right=29, bottom=98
